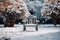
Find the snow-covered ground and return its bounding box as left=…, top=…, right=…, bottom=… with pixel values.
left=0, top=24, right=60, bottom=40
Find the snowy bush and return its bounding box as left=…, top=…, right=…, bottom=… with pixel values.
left=41, top=0, right=60, bottom=19
left=0, top=0, right=30, bottom=20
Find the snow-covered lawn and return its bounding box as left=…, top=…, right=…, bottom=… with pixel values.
left=0, top=24, right=60, bottom=40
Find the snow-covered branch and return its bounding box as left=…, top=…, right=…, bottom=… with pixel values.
left=0, top=0, right=31, bottom=20
left=41, top=1, right=60, bottom=19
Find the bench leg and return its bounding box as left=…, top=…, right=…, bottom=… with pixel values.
left=23, top=25, right=26, bottom=31
left=36, top=26, right=38, bottom=31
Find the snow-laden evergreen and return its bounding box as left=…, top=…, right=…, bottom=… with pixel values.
left=24, top=0, right=44, bottom=19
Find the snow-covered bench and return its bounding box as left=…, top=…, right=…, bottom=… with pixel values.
left=23, top=15, right=39, bottom=31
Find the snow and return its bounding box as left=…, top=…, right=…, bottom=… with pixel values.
left=0, top=24, right=60, bottom=40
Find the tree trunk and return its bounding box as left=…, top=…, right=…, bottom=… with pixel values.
left=4, top=19, right=15, bottom=27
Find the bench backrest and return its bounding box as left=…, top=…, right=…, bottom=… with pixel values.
left=26, top=15, right=37, bottom=24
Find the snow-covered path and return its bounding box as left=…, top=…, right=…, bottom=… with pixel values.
left=0, top=24, right=60, bottom=40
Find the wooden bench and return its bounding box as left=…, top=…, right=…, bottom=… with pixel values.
left=22, top=15, right=39, bottom=31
